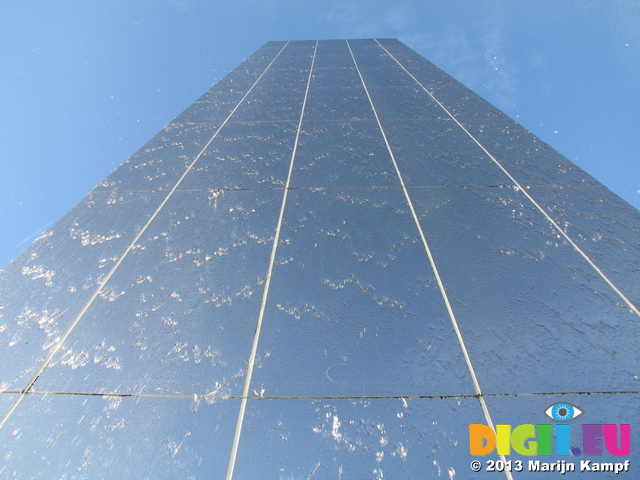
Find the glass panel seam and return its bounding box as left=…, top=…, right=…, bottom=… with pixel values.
left=225, top=40, right=319, bottom=480
left=0, top=42, right=291, bottom=432
left=348, top=39, right=514, bottom=480
left=374, top=39, right=640, bottom=319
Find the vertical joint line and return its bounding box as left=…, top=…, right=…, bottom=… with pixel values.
left=374, top=39, right=639, bottom=319
left=0, top=41, right=290, bottom=432
left=348, top=37, right=483, bottom=398
left=225, top=40, right=319, bottom=480
left=352, top=38, right=513, bottom=478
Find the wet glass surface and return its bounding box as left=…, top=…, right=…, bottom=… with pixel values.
left=172, top=96, right=242, bottom=126
left=1, top=38, right=638, bottom=478
left=455, top=116, right=600, bottom=188
left=354, top=64, right=419, bottom=88
left=363, top=84, right=446, bottom=120
left=181, top=121, right=298, bottom=190
left=0, top=393, right=17, bottom=412
left=311, top=66, right=363, bottom=88
left=528, top=184, right=640, bottom=308
left=407, top=185, right=640, bottom=394
left=292, top=120, right=398, bottom=188
left=312, top=39, right=357, bottom=70
left=376, top=39, right=601, bottom=188
left=250, top=188, right=475, bottom=397
left=304, top=86, right=374, bottom=121
left=230, top=44, right=314, bottom=123
left=379, top=120, right=509, bottom=187
left=94, top=123, right=221, bottom=193
left=0, top=394, right=238, bottom=479
left=0, top=191, right=167, bottom=391
left=34, top=190, right=282, bottom=396
left=234, top=396, right=496, bottom=479
left=172, top=42, right=287, bottom=125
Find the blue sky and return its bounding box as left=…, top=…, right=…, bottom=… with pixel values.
left=1, top=0, right=639, bottom=268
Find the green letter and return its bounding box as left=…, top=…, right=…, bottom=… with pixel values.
left=512, top=424, right=537, bottom=456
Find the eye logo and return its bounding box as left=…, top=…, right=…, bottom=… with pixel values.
left=470, top=401, right=630, bottom=457
left=544, top=402, right=583, bottom=422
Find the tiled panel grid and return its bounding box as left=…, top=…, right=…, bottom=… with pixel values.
left=0, top=39, right=638, bottom=479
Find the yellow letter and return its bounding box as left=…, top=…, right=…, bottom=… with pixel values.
left=496, top=424, right=511, bottom=455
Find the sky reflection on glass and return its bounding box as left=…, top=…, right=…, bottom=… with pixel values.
left=0, top=39, right=638, bottom=479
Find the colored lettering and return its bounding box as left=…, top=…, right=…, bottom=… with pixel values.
left=604, top=424, right=630, bottom=456
left=556, top=424, right=571, bottom=455
left=583, top=424, right=604, bottom=455
left=537, top=424, right=552, bottom=455
left=512, top=424, right=536, bottom=455
left=469, top=423, right=631, bottom=457
left=496, top=424, right=511, bottom=455
left=469, top=424, right=495, bottom=455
